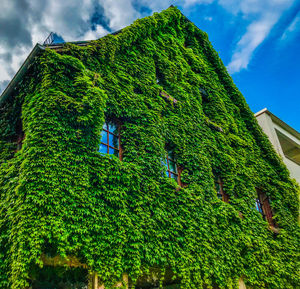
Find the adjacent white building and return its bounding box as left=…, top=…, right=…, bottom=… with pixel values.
left=255, top=108, right=300, bottom=185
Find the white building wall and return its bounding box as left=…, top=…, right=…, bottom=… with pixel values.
left=256, top=110, right=300, bottom=185
left=256, top=112, right=284, bottom=155
left=282, top=157, right=300, bottom=185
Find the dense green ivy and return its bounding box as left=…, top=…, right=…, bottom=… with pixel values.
left=0, top=6, right=299, bottom=289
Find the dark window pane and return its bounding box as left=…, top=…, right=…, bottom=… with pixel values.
left=99, top=144, right=108, bottom=154
left=217, top=191, right=223, bottom=200
left=102, top=122, right=107, bottom=130
left=215, top=182, right=222, bottom=199
left=101, top=130, right=108, bottom=144
left=167, top=150, right=175, bottom=160
left=169, top=160, right=177, bottom=173
left=199, top=87, right=208, bottom=96
left=31, top=265, right=89, bottom=289
left=109, top=133, right=119, bottom=148
left=108, top=123, right=118, bottom=135
left=171, top=173, right=178, bottom=182
left=215, top=181, right=220, bottom=192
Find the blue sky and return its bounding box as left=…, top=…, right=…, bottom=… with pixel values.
left=0, top=0, right=299, bottom=130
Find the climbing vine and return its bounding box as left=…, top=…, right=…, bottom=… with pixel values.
left=0, top=6, right=299, bottom=289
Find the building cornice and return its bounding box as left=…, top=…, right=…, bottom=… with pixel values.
left=255, top=108, right=300, bottom=140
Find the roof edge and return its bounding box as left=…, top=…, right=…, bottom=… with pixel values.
left=0, top=43, right=45, bottom=105
left=255, top=108, right=300, bottom=139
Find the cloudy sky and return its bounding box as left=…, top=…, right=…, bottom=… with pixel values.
left=1, top=0, right=299, bottom=130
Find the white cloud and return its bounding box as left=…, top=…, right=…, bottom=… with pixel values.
left=222, top=0, right=294, bottom=73
left=204, top=16, right=213, bottom=21
left=98, top=0, right=140, bottom=30
left=82, top=24, right=110, bottom=40
left=183, top=0, right=214, bottom=7
left=227, top=13, right=278, bottom=73
left=41, top=0, right=96, bottom=41
left=281, top=14, right=300, bottom=40
left=219, top=0, right=293, bottom=15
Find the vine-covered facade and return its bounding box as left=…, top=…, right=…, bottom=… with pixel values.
left=0, top=6, right=299, bottom=289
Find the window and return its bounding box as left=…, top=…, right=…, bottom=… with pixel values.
left=255, top=198, right=264, bottom=215
left=30, top=265, right=89, bottom=289
left=255, top=189, right=274, bottom=227
left=13, top=118, right=24, bottom=151
left=199, top=87, right=208, bottom=96
left=99, top=121, right=121, bottom=159
left=214, top=177, right=229, bottom=202
left=163, top=151, right=181, bottom=185
left=16, top=131, right=25, bottom=151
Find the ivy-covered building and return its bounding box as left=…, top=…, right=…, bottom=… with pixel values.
left=0, top=6, right=299, bottom=289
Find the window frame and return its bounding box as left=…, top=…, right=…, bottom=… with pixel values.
left=100, top=120, right=123, bottom=160
left=164, top=151, right=182, bottom=186
left=13, top=118, right=25, bottom=151
left=215, top=177, right=229, bottom=202
left=17, top=133, right=25, bottom=151
left=255, top=188, right=275, bottom=227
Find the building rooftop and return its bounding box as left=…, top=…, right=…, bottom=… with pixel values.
left=255, top=108, right=300, bottom=139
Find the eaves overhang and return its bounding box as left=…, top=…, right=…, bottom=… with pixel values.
left=255, top=108, right=300, bottom=140
left=0, top=44, right=45, bottom=105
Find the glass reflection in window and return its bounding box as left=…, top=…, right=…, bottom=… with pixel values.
left=165, top=151, right=179, bottom=183
left=100, top=121, right=120, bottom=158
